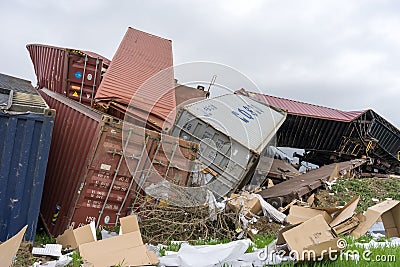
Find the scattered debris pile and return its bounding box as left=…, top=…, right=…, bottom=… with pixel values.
left=2, top=25, right=400, bottom=267
left=131, top=195, right=238, bottom=244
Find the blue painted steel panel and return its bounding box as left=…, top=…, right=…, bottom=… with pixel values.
left=0, top=73, right=55, bottom=242
left=0, top=112, right=54, bottom=242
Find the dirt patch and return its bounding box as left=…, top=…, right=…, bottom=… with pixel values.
left=251, top=217, right=282, bottom=237
left=12, top=241, right=53, bottom=267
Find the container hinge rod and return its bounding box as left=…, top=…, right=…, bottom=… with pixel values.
left=79, top=55, right=88, bottom=103
left=165, top=143, right=178, bottom=178
left=107, top=149, right=123, bottom=157
left=131, top=140, right=162, bottom=209
left=115, top=135, right=150, bottom=225
left=127, top=154, right=140, bottom=160
left=90, top=58, right=99, bottom=107
left=97, top=130, right=132, bottom=229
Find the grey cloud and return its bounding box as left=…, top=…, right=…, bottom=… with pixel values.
left=0, top=0, right=399, bottom=126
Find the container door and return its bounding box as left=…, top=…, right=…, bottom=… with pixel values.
left=66, top=52, right=102, bottom=107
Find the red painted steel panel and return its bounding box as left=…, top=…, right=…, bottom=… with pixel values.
left=27, top=44, right=110, bottom=107
left=39, top=88, right=197, bottom=236
left=106, top=101, right=169, bottom=132
left=94, top=27, right=176, bottom=130
left=235, top=89, right=367, bottom=122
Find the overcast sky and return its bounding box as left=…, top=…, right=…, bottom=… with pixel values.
left=1, top=0, right=399, bottom=126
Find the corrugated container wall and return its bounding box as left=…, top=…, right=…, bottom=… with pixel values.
left=39, top=88, right=198, bottom=236
left=26, top=44, right=110, bottom=107
left=0, top=73, right=55, bottom=242
left=94, top=27, right=176, bottom=132
left=171, top=94, right=287, bottom=198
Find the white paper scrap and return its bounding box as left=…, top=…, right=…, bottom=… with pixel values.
left=32, top=244, right=62, bottom=257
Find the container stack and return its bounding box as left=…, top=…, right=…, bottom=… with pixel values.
left=38, top=88, right=198, bottom=236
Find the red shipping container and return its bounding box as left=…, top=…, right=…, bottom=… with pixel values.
left=27, top=44, right=110, bottom=107
left=94, top=27, right=176, bottom=132
left=39, top=88, right=198, bottom=236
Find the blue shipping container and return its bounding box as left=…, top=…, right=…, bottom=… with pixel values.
left=0, top=73, right=55, bottom=241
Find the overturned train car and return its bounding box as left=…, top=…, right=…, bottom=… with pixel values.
left=236, top=89, right=400, bottom=174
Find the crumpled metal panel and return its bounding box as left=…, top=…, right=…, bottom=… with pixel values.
left=236, top=89, right=367, bottom=122
left=259, top=159, right=366, bottom=206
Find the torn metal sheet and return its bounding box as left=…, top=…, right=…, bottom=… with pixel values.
left=259, top=159, right=365, bottom=207
left=251, top=157, right=300, bottom=186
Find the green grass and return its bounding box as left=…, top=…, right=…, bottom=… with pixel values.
left=34, top=232, right=55, bottom=245
left=268, top=235, right=400, bottom=266
left=253, top=234, right=275, bottom=249
left=330, top=177, right=400, bottom=211
left=12, top=256, right=36, bottom=267
left=67, top=251, right=83, bottom=267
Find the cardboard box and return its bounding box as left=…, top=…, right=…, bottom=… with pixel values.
left=282, top=215, right=339, bottom=261
left=276, top=223, right=299, bottom=253
left=286, top=196, right=360, bottom=227
left=329, top=196, right=360, bottom=227
left=286, top=206, right=332, bottom=224
left=56, top=222, right=96, bottom=249
left=351, top=200, right=400, bottom=238
left=227, top=192, right=262, bottom=217
left=332, top=215, right=359, bottom=235
left=79, top=215, right=159, bottom=267
left=0, top=225, right=27, bottom=267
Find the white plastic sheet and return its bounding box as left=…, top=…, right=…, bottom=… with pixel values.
left=356, top=237, right=400, bottom=249
left=253, top=194, right=286, bottom=223
left=159, top=239, right=250, bottom=267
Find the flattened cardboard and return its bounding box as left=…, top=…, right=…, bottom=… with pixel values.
left=282, top=215, right=336, bottom=261
left=79, top=231, right=144, bottom=257
left=56, top=223, right=96, bottom=250
left=79, top=215, right=159, bottom=267
left=120, top=214, right=140, bottom=234
left=332, top=215, right=359, bottom=235
left=351, top=200, right=400, bottom=238
left=313, top=206, right=341, bottom=215
left=286, top=206, right=332, bottom=224
left=305, top=238, right=343, bottom=260
left=74, top=224, right=97, bottom=247
left=328, top=164, right=339, bottom=182
left=79, top=234, right=159, bottom=267
left=329, top=196, right=360, bottom=227
left=0, top=225, right=27, bottom=267
left=306, top=193, right=315, bottom=206
left=81, top=244, right=157, bottom=267
left=276, top=223, right=299, bottom=253
left=56, top=227, right=77, bottom=249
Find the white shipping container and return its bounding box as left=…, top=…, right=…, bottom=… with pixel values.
left=171, top=94, right=287, bottom=197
